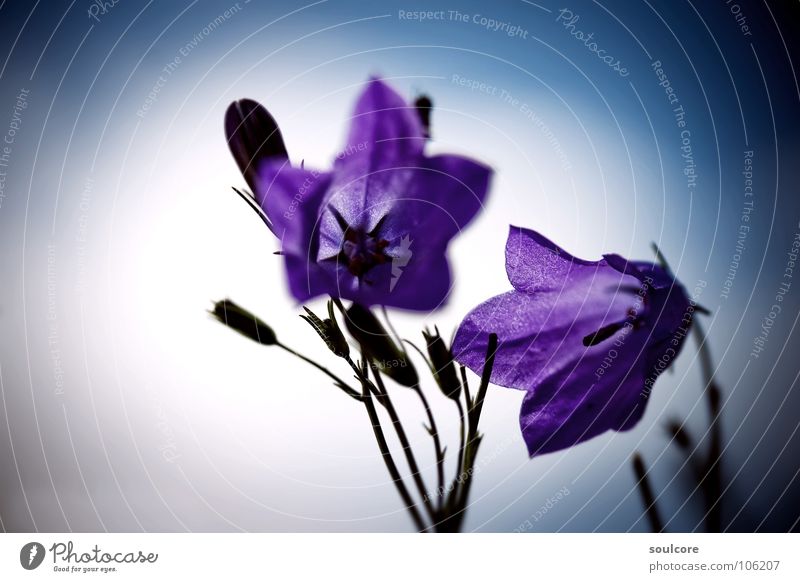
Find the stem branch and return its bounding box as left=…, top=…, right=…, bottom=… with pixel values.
left=276, top=342, right=361, bottom=400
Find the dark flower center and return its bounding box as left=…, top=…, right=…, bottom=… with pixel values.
left=341, top=228, right=390, bottom=277
left=328, top=206, right=391, bottom=279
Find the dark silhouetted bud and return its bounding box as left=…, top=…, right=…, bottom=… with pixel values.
left=414, top=95, right=433, bottom=138
left=300, top=301, right=350, bottom=358
left=665, top=420, right=693, bottom=450
left=422, top=327, right=461, bottom=400
left=344, top=304, right=417, bottom=387
left=210, top=299, right=277, bottom=345
left=225, top=98, right=289, bottom=193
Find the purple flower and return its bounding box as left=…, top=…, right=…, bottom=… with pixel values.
left=452, top=226, right=693, bottom=457
left=226, top=78, right=492, bottom=311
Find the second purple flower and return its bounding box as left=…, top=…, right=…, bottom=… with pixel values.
left=452, top=226, right=693, bottom=457
left=225, top=77, right=492, bottom=311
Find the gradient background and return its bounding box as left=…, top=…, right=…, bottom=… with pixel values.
left=1, top=0, right=799, bottom=532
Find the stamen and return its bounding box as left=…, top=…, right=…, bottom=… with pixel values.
left=583, top=321, right=628, bottom=346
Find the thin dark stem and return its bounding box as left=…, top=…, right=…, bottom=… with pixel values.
left=413, top=385, right=446, bottom=508
left=701, top=384, right=723, bottom=532
left=402, top=339, right=432, bottom=368
left=468, top=333, right=498, bottom=437
left=403, top=337, right=448, bottom=494
left=460, top=365, right=472, bottom=405
left=632, top=453, right=664, bottom=533
left=275, top=342, right=361, bottom=400
left=369, top=367, right=437, bottom=523
left=691, top=317, right=724, bottom=532
left=442, top=396, right=467, bottom=521
left=692, top=320, right=715, bottom=392
left=454, top=334, right=499, bottom=521
left=455, top=397, right=467, bottom=480
left=361, top=381, right=427, bottom=532
left=434, top=395, right=471, bottom=533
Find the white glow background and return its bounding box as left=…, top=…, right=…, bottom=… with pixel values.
left=1, top=0, right=799, bottom=532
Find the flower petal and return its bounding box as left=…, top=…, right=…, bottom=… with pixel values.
left=325, top=79, right=425, bottom=231
left=283, top=254, right=333, bottom=303
left=254, top=160, right=331, bottom=257
left=505, top=226, right=600, bottom=293
left=399, top=154, right=492, bottom=245
left=342, top=77, right=425, bottom=172
left=518, top=336, right=649, bottom=456
left=453, top=265, right=642, bottom=391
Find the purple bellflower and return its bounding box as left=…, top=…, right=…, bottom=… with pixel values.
left=452, top=226, right=693, bottom=457
left=225, top=78, right=492, bottom=311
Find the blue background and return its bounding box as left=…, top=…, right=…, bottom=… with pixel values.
left=0, top=0, right=799, bottom=532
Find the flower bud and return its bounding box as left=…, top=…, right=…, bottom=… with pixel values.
left=422, top=327, right=461, bottom=400
left=224, top=99, right=289, bottom=194
left=210, top=299, right=277, bottom=345
left=300, top=301, right=350, bottom=358
left=414, top=95, right=433, bottom=138
left=344, top=304, right=417, bottom=387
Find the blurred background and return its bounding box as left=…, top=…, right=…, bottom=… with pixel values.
left=0, top=0, right=799, bottom=532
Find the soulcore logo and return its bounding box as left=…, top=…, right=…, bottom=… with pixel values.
left=19, top=540, right=158, bottom=572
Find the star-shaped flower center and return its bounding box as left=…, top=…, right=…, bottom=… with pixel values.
left=341, top=228, right=390, bottom=277
left=328, top=207, right=391, bottom=279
